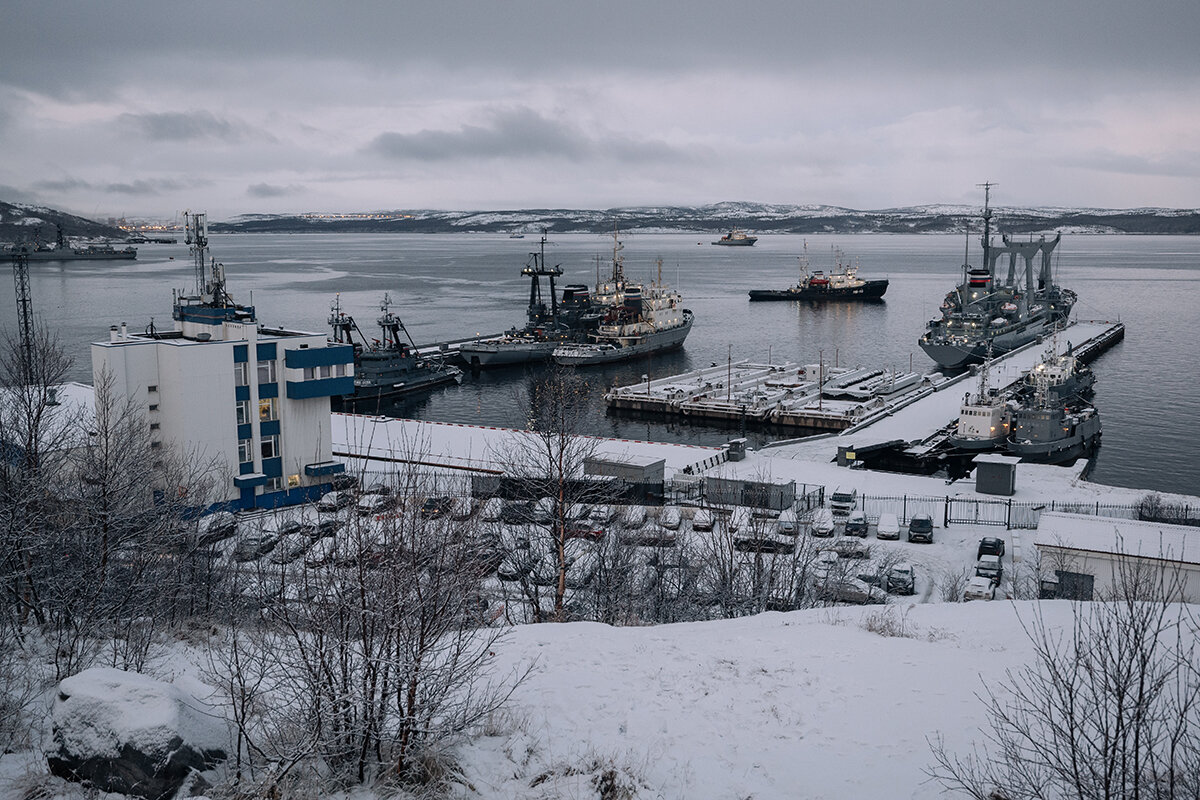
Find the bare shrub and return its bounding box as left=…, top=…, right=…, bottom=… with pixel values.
left=860, top=606, right=916, bottom=639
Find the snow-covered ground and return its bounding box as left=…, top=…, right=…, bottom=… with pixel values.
left=1, top=601, right=1144, bottom=800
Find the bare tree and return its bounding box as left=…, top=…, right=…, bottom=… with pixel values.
left=498, top=367, right=619, bottom=622
left=929, top=554, right=1200, bottom=799
left=210, top=464, right=529, bottom=794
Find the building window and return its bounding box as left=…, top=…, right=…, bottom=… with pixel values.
left=320, top=364, right=331, bottom=378
left=266, top=476, right=283, bottom=492
left=259, top=397, right=277, bottom=422
left=287, top=474, right=301, bottom=488
left=147, top=384, right=158, bottom=392
left=236, top=400, right=251, bottom=425
left=261, top=434, right=280, bottom=460
left=257, top=359, right=277, bottom=384
left=150, top=441, right=162, bottom=449
left=149, top=422, right=160, bottom=431
left=336, top=363, right=346, bottom=377
left=303, top=366, right=316, bottom=380
left=148, top=403, right=159, bottom=412
left=234, top=361, right=249, bottom=386
left=238, top=438, right=253, bottom=463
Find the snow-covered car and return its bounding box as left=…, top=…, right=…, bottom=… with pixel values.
left=907, top=514, right=934, bottom=543
left=976, top=554, right=1003, bottom=584
left=844, top=510, right=869, bottom=537
left=875, top=512, right=900, bottom=540
left=658, top=506, right=682, bottom=530
left=317, top=490, right=353, bottom=512
left=621, top=505, right=647, bottom=529
left=589, top=504, right=618, bottom=523
left=963, top=576, right=996, bottom=601
left=776, top=508, right=800, bottom=535
left=532, top=496, right=555, bottom=523
left=233, top=534, right=278, bottom=562
left=810, top=509, right=836, bottom=537
left=977, top=536, right=1006, bottom=560
left=568, top=503, right=592, bottom=522
left=692, top=508, right=714, bottom=531
left=887, top=562, right=916, bottom=595
left=813, top=550, right=840, bottom=581
left=816, top=577, right=887, bottom=605
left=270, top=533, right=312, bottom=564
left=479, top=497, right=504, bottom=522
left=356, top=493, right=396, bottom=517
left=198, top=511, right=238, bottom=545
left=449, top=496, right=475, bottom=521
left=823, top=536, right=870, bottom=559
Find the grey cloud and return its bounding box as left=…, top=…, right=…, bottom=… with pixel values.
left=247, top=182, right=304, bottom=198
left=1066, top=150, right=1200, bottom=179
left=368, top=107, right=688, bottom=164
left=118, top=110, right=246, bottom=142
left=104, top=178, right=193, bottom=195
left=33, top=177, right=93, bottom=192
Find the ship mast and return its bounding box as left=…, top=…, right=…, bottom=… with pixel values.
left=977, top=181, right=995, bottom=285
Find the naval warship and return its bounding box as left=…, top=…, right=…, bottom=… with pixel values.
left=918, top=185, right=1076, bottom=370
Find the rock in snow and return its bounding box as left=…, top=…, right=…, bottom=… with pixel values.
left=46, top=667, right=228, bottom=800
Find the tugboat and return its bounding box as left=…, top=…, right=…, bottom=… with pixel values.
left=918, top=184, right=1076, bottom=370
left=748, top=244, right=888, bottom=301
left=458, top=232, right=601, bottom=368
left=948, top=351, right=1012, bottom=451
left=712, top=228, right=758, bottom=246
left=330, top=293, right=461, bottom=410
left=1015, top=337, right=1095, bottom=407
left=552, top=233, right=692, bottom=367
left=1006, top=363, right=1101, bottom=465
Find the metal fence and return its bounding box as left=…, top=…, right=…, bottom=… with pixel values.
left=854, top=494, right=1200, bottom=531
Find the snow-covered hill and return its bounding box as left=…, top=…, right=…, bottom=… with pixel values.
left=214, top=201, right=1200, bottom=235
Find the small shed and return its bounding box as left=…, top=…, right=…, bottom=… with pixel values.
left=973, top=453, right=1020, bottom=496
left=584, top=453, right=666, bottom=484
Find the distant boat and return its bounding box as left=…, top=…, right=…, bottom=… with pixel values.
left=748, top=244, right=888, bottom=301
left=5, top=223, right=137, bottom=261
left=712, top=228, right=758, bottom=246
left=509, top=230, right=526, bottom=239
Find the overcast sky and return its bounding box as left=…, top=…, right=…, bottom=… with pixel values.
left=2, top=0, right=1198, bottom=219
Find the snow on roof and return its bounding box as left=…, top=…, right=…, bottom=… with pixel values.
left=1034, top=512, right=1200, bottom=566
left=974, top=454, right=1021, bottom=465
left=332, top=414, right=719, bottom=477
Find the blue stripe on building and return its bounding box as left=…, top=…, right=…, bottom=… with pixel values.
left=284, top=344, right=354, bottom=369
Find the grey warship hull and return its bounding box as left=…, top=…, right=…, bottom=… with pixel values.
left=552, top=312, right=693, bottom=366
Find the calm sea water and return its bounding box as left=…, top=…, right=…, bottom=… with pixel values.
left=5, top=232, right=1197, bottom=496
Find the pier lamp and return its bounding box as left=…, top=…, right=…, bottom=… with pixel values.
left=643, top=373, right=650, bottom=397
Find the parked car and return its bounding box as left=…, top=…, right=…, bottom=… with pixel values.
left=692, top=508, right=715, bottom=531
left=589, top=504, right=618, bottom=523
left=317, top=490, right=353, bottom=512
left=330, top=474, right=359, bottom=492
left=976, top=554, right=1004, bottom=584
left=356, top=493, right=396, bottom=517
left=810, top=508, right=836, bottom=537
left=658, top=506, right=682, bottom=530
left=270, top=534, right=313, bottom=564
left=776, top=508, right=800, bottom=535
left=887, top=562, right=916, bottom=595
left=813, top=550, right=840, bottom=581
left=829, top=487, right=858, bottom=517
left=449, top=497, right=475, bottom=521
left=233, top=534, right=278, bottom=562
left=875, top=512, right=900, bottom=540
left=315, top=518, right=343, bottom=538
left=729, top=506, right=753, bottom=533
left=977, top=536, right=1006, bottom=560
left=532, top=496, right=555, bottom=523
left=907, top=513, right=934, bottom=543
left=963, top=576, right=996, bottom=601
left=361, top=480, right=392, bottom=496
left=844, top=510, right=869, bottom=537
left=198, top=511, right=238, bottom=545
left=824, top=536, right=870, bottom=559
left=501, top=500, right=535, bottom=525
left=816, top=577, right=887, bottom=605
left=304, top=537, right=339, bottom=568
left=568, top=503, right=592, bottom=522
left=420, top=496, right=454, bottom=519
left=479, top=497, right=504, bottom=522
left=621, top=504, right=647, bottom=529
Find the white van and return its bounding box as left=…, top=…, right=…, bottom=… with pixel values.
left=875, top=512, right=900, bottom=540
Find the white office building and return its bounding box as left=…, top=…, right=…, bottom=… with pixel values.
left=91, top=214, right=354, bottom=510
